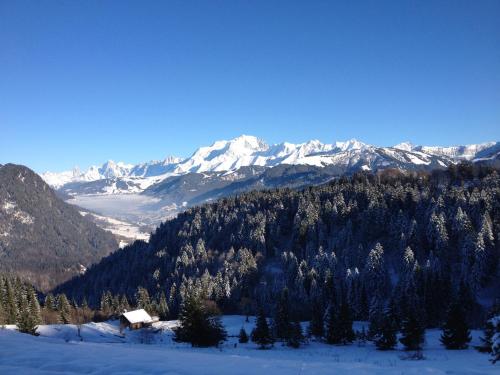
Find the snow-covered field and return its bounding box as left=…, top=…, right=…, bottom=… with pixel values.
left=79, top=211, right=150, bottom=247
left=0, top=316, right=495, bottom=374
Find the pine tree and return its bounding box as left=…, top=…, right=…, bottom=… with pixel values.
left=4, top=279, right=18, bottom=324
left=440, top=302, right=471, bottom=349
left=287, top=320, right=304, bottom=348
left=135, top=287, right=151, bottom=311
left=17, top=287, right=38, bottom=335
left=374, top=309, right=398, bottom=350
left=491, top=315, right=500, bottom=364
left=57, top=294, right=72, bottom=324
left=252, top=308, right=274, bottom=349
left=174, top=295, right=226, bottom=347
left=336, top=295, right=355, bottom=344
left=44, top=293, right=56, bottom=311
left=238, top=327, right=249, bottom=343
left=27, top=286, right=42, bottom=326
left=273, top=288, right=292, bottom=342
left=400, top=307, right=425, bottom=351
left=325, top=302, right=339, bottom=344
left=157, top=292, right=169, bottom=321
left=478, top=301, right=500, bottom=353
left=309, top=298, right=324, bottom=338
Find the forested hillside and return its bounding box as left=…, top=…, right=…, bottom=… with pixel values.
left=58, top=164, right=500, bottom=328
left=0, top=164, right=118, bottom=291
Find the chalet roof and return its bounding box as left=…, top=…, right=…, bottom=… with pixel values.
left=122, top=309, right=153, bottom=324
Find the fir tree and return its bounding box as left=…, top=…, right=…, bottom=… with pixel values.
left=400, top=307, right=425, bottom=351
left=440, top=302, right=471, bottom=349
left=238, top=327, right=249, bottom=343
left=491, top=315, right=500, bottom=363
left=174, top=295, right=226, bottom=347
left=325, top=302, right=339, bottom=344
left=478, top=301, right=500, bottom=353
left=157, top=292, right=169, bottom=321
left=252, top=308, right=274, bottom=349
left=135, top=287, right=152, bottom=311
left=374, top=309, right=398, bottom=350
left=44, top=293, right=56, bottom=311
left=27, top=286, right=42, bottom=326
left=273, top=288, right=292, bottom=342
left=17, top=289, right=38, bottom=335
left=336, top=296, right=355, bottom=344
left=4, top=279, right=18, bottom=324
left=308, top=298, right=324, bottom=338
left=287, top=320, right=304, bottom=348
left=57, top=294, right=72, bottom=324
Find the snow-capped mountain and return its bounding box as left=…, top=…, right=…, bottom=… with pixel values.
left=42, top=135, right=498, bottom=196
left=393, top=141, right=497, bottom=161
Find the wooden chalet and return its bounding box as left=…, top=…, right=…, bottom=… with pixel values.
left=119, top=309, right=159, bottom=331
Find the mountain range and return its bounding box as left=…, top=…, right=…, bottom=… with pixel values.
left=42, top=136, right=499, bottom=193
left=39, top=136, right=500, bottom=232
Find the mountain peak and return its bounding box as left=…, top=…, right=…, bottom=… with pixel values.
left=394, top=141, right=414, bottom=151
left=334, top=138, right=368, bottom=151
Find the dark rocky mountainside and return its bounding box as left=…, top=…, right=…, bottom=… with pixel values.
left=0, top=164, right=118, bottom=291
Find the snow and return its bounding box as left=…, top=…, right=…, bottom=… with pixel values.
left=0, top=316, right=496, bottom=374
left=69, top=194, right=169, bottom=226
left=41, top=136, right=497, bottom=195
left=393, top=142, right=414, bottom=152
left=1, top=199, right=34, bottom=225
left=406, top=153, right=431, bottom=165
left=122, top=309, right=153, bottom=324
left=79, top=211, right=150, bottom=245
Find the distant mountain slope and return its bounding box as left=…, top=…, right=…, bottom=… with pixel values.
left=0, top=164, right=118, bottom=291
left=42, top=136, right=498, bottom=196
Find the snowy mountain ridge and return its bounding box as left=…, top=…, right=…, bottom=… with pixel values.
left=41, top=135, right=498, bottom=192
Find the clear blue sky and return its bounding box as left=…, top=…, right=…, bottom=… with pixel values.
left=1, top=1, right=499, bottom=172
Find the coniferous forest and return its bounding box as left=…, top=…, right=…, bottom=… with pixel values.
left=55, top=164, right=499, bottom=334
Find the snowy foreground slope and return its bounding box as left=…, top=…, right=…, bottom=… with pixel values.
left=0, top=316, right=495, bottom=375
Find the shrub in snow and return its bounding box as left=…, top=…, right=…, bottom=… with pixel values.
left=238, top=328, right=249, bottom=343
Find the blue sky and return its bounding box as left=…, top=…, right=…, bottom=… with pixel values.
left=1, top=1, right=499, bottom=172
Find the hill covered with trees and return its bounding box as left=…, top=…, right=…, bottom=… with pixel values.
left=58, top=164, right=500, bottom=329
left=0, top=164, right=118, bottom=291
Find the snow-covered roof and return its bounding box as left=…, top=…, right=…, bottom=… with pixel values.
left=122, top=309, right=153, bottom=324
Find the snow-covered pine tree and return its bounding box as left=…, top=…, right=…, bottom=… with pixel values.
left=157, top=291, right=169, bottom=320
left=489, top=315, right=500, bottom=363
left=57, top=294, right=72, bottom=324
left=17, top=287, right=38, bottom=335
left=478, top=301, right=500, bottom=353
